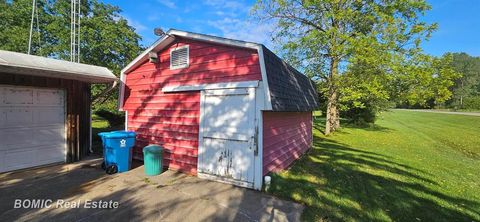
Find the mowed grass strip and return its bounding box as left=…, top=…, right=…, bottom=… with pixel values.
left=268, top=110, right=480, bottom=222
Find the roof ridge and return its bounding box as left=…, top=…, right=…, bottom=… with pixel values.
left=168, top=28, right=262, bottom=46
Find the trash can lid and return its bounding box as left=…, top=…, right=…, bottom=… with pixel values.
left=102, top=131, right=136, bottom=139
left=143, top=145, right=163, bottom=153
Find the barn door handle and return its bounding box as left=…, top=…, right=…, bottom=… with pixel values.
left=253, top=127, right=258, bottom=156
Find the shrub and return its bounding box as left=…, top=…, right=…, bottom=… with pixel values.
left=94, top=108, right=125, bottom=127
left=341, top=106, right=377, bottom=125
left=341, top=100, right=394, bottom=125
left=463, top=96, right=480, bottom=110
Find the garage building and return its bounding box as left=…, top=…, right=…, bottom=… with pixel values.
left=0, top=50, right=117, bottom=173
left=120, top=29, right=319, bottom=190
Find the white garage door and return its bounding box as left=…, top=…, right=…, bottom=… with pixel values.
left=0, top=85, right=66, bottom=173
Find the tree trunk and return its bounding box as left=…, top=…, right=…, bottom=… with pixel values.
left=460, top=80, right=464, bottom=108
left=325, top=58, right=340, bottom=135
left=334, top=107, right=340, bottom=129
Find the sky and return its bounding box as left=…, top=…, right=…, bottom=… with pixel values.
left=102, top=0, right=480, bottom=56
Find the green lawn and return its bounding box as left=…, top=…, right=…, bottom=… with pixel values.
left=91, top=114, right=124, bottom=153
left=269, top=110, right=480, bottom=221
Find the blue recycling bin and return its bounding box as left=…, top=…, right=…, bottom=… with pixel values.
left=98, top=131, right=136, bottom=174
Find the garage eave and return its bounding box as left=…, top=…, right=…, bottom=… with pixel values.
left=0, top=50, right=117, bottom=83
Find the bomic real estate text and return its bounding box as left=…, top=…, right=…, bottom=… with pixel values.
left=13, top=199, right=119, bottom=209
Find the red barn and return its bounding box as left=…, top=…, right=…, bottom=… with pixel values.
left=119, top=29, right=319, bottom=189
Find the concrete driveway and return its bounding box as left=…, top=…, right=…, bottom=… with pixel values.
left=0, top=157, right=303, bottom=222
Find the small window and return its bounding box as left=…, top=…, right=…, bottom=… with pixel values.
left=170, top=45, right=189, bottom=69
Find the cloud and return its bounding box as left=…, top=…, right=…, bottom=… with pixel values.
left=200, top=1, right=274, bottom=47
left=207, top=18, right=275, bottom=46
left=147, top=14, right=163, bottom=22
left=157, top=0, right=177, bottom=9
left=215, top=11, right=226, bottom=16
left=183, top=4, right=199, bottom=13
left=202, top=0, right=249, bottom=17
left=204, top=0, right=244, bottom=9
left=191, top=25, right=204, bottom=33
left=147, top=16, right=158, bottom=22
left=125, top=16, right=147, bottom=32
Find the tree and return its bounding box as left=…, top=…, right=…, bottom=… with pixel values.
left=337, top=54, right=392, bottom=124
left=0, top=0, right=143, bottom=109
left=254, top=0, right=436, bottom=134
left=0, top=0, right=50, bottom=54
left=448, top=53, right=480, bottom=109
left=389, top=53, right=459, bottom=108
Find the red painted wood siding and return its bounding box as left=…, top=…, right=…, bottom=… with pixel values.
left=123, top=38, right=261, bottom=174
left=262, top=112, right=312, bottom=175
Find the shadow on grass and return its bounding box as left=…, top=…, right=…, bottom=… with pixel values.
left=313, top=117, right=393, bottom=135
left=269, top=125, right=479, bottom=221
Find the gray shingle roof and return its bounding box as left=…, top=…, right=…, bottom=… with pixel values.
left=262, top=46, right=320, bottom=111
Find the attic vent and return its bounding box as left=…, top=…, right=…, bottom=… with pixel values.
left=170, top=45, right=189, bottom=69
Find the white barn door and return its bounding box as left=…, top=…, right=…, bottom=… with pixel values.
left=0, top=86, right=66, bottom=173
left=198, top=88, right=256, bottom=187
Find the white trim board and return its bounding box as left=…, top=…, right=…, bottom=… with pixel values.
left=118, top=70, right=126, bottom=111
left=162, top=81, right=259, bottom=92
left=169, top=29, right=260, bottom=50
left=124, top=110, right=128, bottom=131
left=197, top=90, right=206, bottom=182
left=253, top=82, right=265, bottom=190
left=257, top=46, right=273, bottom=110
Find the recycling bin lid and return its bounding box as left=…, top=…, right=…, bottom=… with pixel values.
left=98, top=132, right=109, bottom=137
left=143, top=144, right=163, bottom=153
left=102, top=131, right=136, bottom=139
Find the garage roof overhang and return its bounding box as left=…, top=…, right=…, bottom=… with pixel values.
left=0, top=50, right=117, bottom=83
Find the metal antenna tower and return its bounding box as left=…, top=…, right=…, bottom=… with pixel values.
left=70, top=0, right=81, bottom=62
left=28, top=0, right=36, bottom=54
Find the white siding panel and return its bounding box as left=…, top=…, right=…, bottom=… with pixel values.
left=36, top=90, right=64, bottom=105
left=4, top=88, right=34, bottom=105
left=4, top=149, right=38, bottom=170
left=35, top=107, right=64, bottom=125
left=4, top=108, right=33, bottom=126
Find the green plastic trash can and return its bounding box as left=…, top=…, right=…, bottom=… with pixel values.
left=143, top=145, right=163, bottom=176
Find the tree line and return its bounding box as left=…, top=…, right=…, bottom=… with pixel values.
left=446, top=53, right=480, bottom=110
